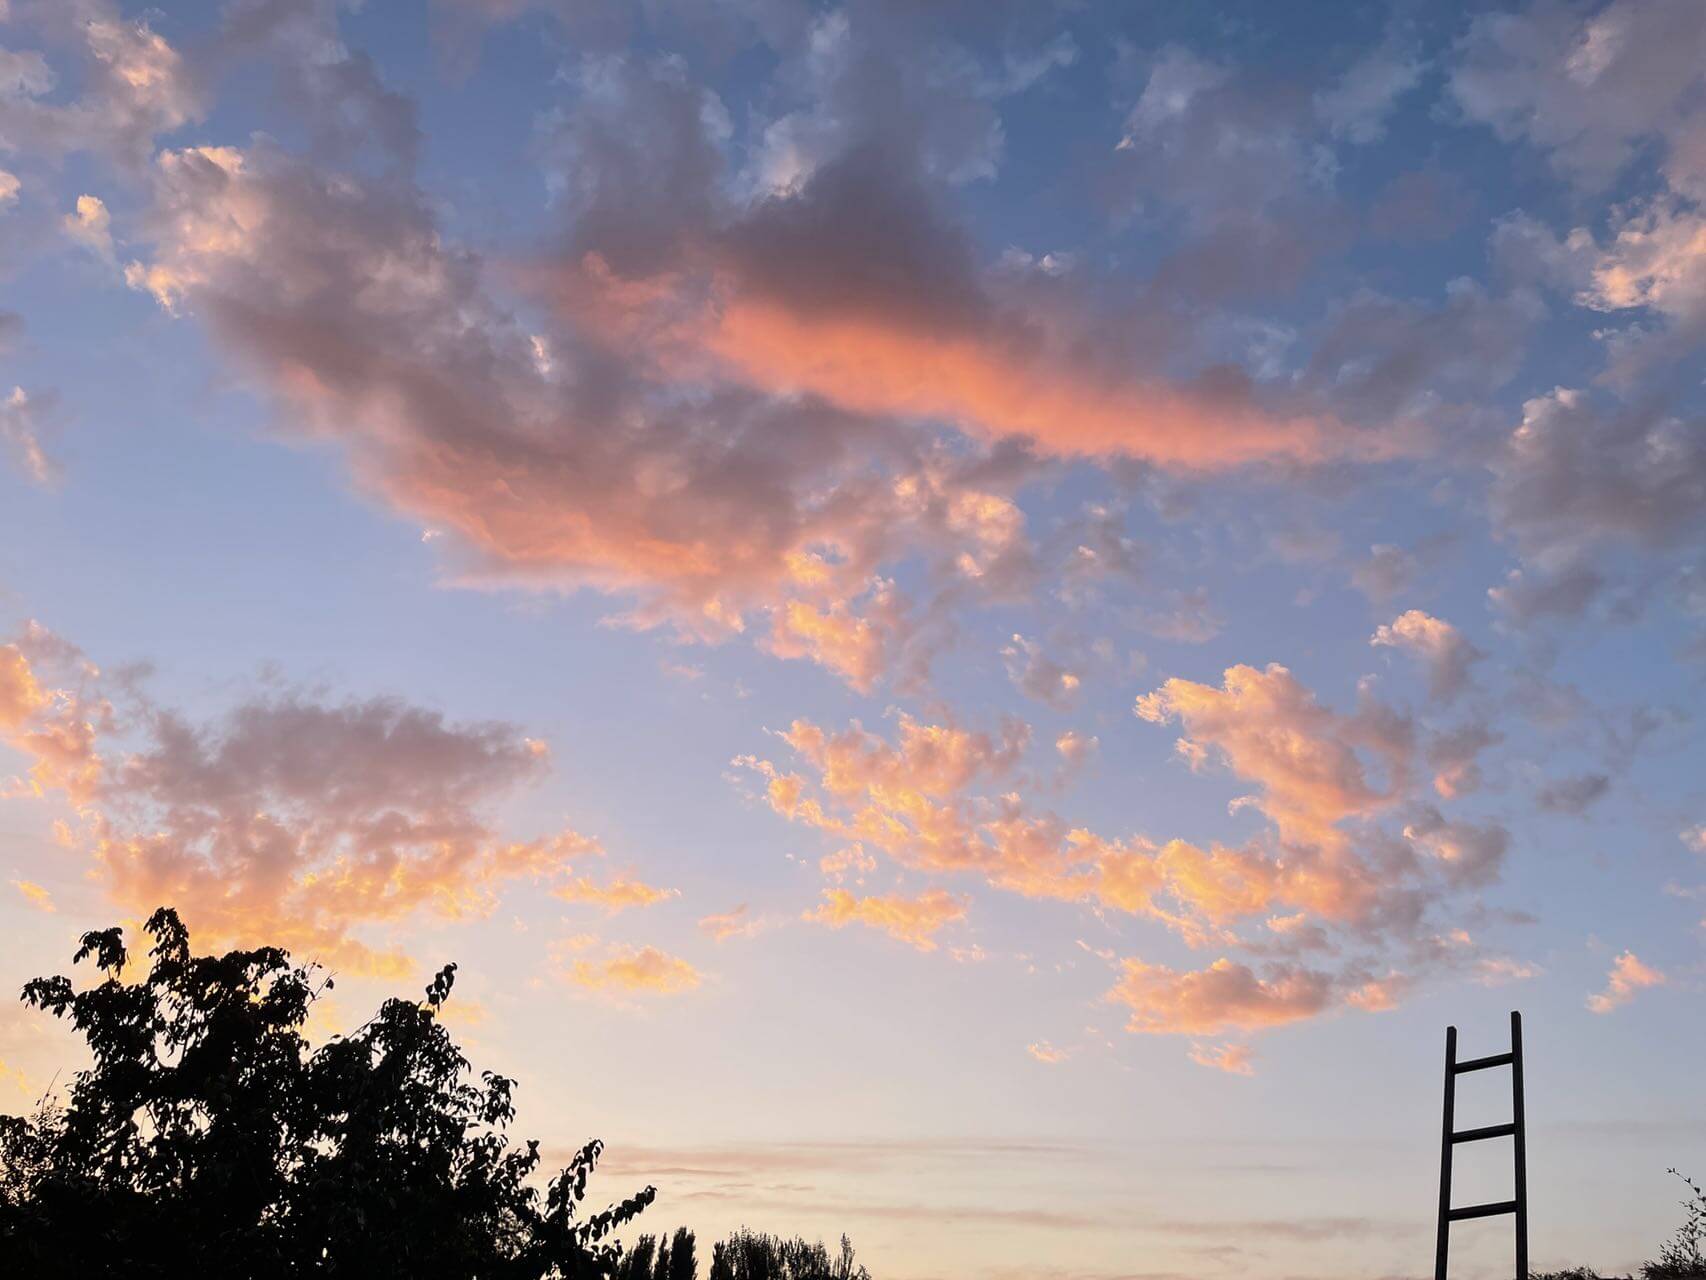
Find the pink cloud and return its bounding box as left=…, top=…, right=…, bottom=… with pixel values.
left=1586, top=950, right=1665, bottom=1013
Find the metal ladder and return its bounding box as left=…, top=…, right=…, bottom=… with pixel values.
left=1435, top=1010, right=1529, bottom=1279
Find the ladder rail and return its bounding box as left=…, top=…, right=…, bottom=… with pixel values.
left=1435, top=1026, right=1456, bottom=1280
left=1434, top=1011, right=1528, bottom=1280
left=1512, top=1012, right=1529, bottom=1280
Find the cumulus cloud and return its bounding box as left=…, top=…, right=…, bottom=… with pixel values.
left=0, top=0, right=202, bottom=165
left=1371, top=611, right=1482, bottom=702
left=1401, top=808, right=1510, bottom=889
left=561, top=943, right=702, bottom=996
left=804, top=886, right=968, bottom=952
left=1586, top=950, right=1665, bottom=1013
left=1107, top=957, right=1335, bottom=1036
left=1491, top=388, right=1706, bottom=568
left=111, top=135, right=1064, bottom=688
left=61, top=193, right=114, bottom=260
left=1450, top=0, right=1706, bottom=197
left=1, top=620, right=648, bottom=975
left=738, top=713, right=1299, bottom=940
left=1054, top=730, right=1098, bottom=771
left=1002, top=634, right=1080, bottom=710
left=1136, top=663, right=1414, bottom=847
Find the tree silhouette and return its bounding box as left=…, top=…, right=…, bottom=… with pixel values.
left=666, top=1227, right=697, bottom=1280
left=0, top=908, right=654, bottom=1279
left=707, top=1228, right=870, bottom=1280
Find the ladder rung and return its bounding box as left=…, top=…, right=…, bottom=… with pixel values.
left=1449, top=1200, right=1518, bottom=1222
left=1451, top=1123, right=1517, bottom=1143
left=1452, top=1052, right=1513, bottom=1073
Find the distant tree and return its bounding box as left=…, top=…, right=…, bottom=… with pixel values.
left=667, top=1226, right=697, bottom=1280
left=0, top=908, right=655, bottom=1279
left=618, top=1234, right=658, bottom=1280
left=706, top=1228, right=869, bottom=1280
left=1644, top=1170, right=1706, bottom=1280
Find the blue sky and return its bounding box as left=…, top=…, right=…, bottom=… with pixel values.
left=2, top=2, right=1705, bottom=1277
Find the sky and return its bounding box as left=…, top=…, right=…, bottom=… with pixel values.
left=1, top=0, right=1704, bottom=1276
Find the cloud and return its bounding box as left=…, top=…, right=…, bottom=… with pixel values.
left=805, top=886, right=968, bottom=952
left=1586, top=950, right=1665, bottom=1013
left=552, top=875, right=678, bottom=913
left=61, top=193, right=114, bottom=260
left=1536, top=771, right=1611, bottom=814
left=1450, top=0, right=1706, bottom=197
left=1475, top=955, right=1541, bottom=986
left=1136, top=663, right=1413, bottom=848
left=0, top=169, right=19, bottom=208
left=0, top=0, right=202, bottom=166
left=10, top=878, right=54, bottom=912
left=0, top=385, right=56, bottom=484
left=1026, top=1040, right=1068, bottom=1064
left=1054, top=730, right=1098, bottom=771
left=1491, top=388, right=1706, bottom=566
left=1002, top=634, right=1080, bottom=710
left=1188, top=1041, right=1255, bottom=1076
left=1314, top=44, right=1423, bottom=144
left=1371, top=611, right=1481, bottom=702
left=545, top=56, right=1364, bottom=470
left=114, top=136, right=1054, bottom=689
left=0, top=625, right=104, bottom=801
left=1683, top=825, right=1706, bottom=854
left=1, top=621, right=633, bottom=975
left=1107, top=957, right=1335, bottom=1036
left=562, top=943, right=702, bottom=996
left=763, top=580, right=915, bottom=692
left=1401, top=808, right=1510, bottom=889
left=698, top=903, right=765, bottom=942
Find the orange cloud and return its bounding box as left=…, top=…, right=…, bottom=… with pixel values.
left=10, top=879, right=54, bottom=913
left=0, top=629, right=106, bottom=803
left=565, top=945, right=702, bottom=996
left=0, top=622, right=655, bottom=976
left=1586, top=950, right=1665, bottom=1013
left=701, top=297, right=1337, bottom=469
left=1106, top=957, right=1335, bottom=1036
left=804, top=887, right=969, bottom=952
left=698, top=903, right=765, bottom=942
left=553, top=876, right=678, bottom=913
left=1026, top=1041, right=1069, bottom=1064
left=1136, top=663, right=1414, bottom=848
left=1188, top=1041, right=1256, bottom=1076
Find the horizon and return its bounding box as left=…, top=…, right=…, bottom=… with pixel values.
left=1, top=2, right=1704, bottom=1278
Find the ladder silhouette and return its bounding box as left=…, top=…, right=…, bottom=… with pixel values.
left=1435, top=1010, right=1528, bottom=1280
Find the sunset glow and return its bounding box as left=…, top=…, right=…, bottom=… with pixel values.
left=2, top=3, right=1704, bottom=1278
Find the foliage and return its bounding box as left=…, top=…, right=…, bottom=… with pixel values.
left=706, top=1228, right=871, bottom=1280
left=1643, top=1170, right=1706, bottom=1280
left=615, top=1227, right=697, bottom=1280
left=0, top=908, right=654, bottom=1279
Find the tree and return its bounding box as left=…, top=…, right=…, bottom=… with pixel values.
left=0, top=908, right=655, bottom=1279
left=666, top=1226, right=697, bottom=1280
left=1644, top=1169, right=1706, bottom=1280
left=706, top=1228, right=870, bottom=1280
